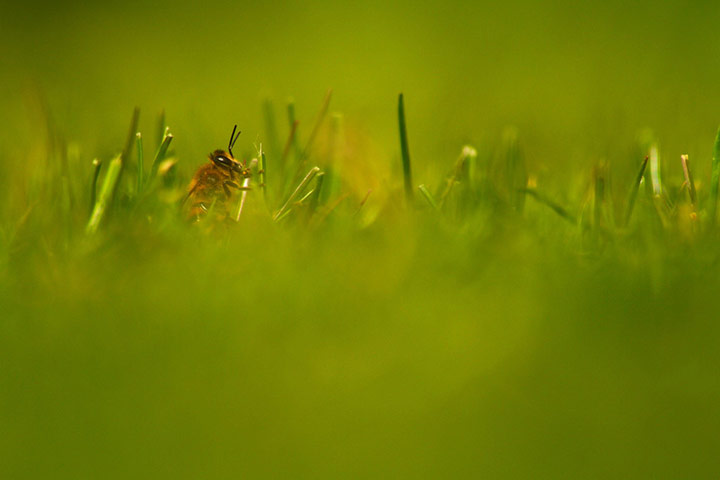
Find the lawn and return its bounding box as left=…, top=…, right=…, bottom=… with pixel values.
left=2, top=0, right=720, bottom=478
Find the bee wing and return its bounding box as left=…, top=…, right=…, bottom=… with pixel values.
left=181, top=178, right=200, bottom=208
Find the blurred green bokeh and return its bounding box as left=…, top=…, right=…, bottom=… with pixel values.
left=3, top=0, right=720, bottom=169
left=2, top=0, right=720, bottom=478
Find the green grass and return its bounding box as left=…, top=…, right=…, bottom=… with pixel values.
left=398, top=93, right=414, bottom=206
left=3, top=94, right=720, bottom=479
left=6, top=1, right=720, bottom=475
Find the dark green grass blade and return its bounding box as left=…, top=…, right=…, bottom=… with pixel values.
left=307, top=172, right=325, bottom=220
left=623, top=156, right=648, bottom=226
left=519, top=188, right=576, bottom=224
left=286, top=99, right=302, bottom=162
left=150, top=127, right=173, bottom=182
left=257, top=144, right=268, bottom=209
left=503, top=128, right=526, bottom=211
left=156, top=109, right=166, bottom=148
left=594, top=165, right=605, bottom=229
left=710, top=126, right=720, bottom=227
left=122, top=108, right=140, bottom=166
left=290, top=89, right=332, bottom=186
left=398, top=93, right=413, bottom=205
left=302, top=89, right=332, bottom=160
left=281, top=120, right=299, bottom=166
left=262, top=98, right=281, bottom=159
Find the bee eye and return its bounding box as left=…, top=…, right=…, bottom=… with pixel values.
left=214, top=155, right=233, bottom=168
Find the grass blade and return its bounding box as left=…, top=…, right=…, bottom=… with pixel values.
left=156, top=109, right=166, bottom=148
left=257, top=143, right=268, bottom=209
left=502, top=128, right=526, bottom=211
left=398, top=93, right=413, bottom=205
left=593, top=164, right=606, bottom=229
left=307, top=172, right=325, bottom=220
left=86, top=154, right=122, bottom=235
left=89, top=158, right=102, bottom=216
left=301, top=89, right=332, bottom=158
left=710, top=126, right=720, bottom=227
left=150, top=127, right=173, bottom=181
left=681, top=154, right=697, bottom=207
left=419, top=184, right=439, bottom=210
left=262, top=98, right=281, bottom=159
left=135, top=132, right=144, bottom=194
left=439, top=145, right=477, bottom=209
left=624, top=156, right=648, bottom=226
left=273, top=167, right=321, bottom=221
left=520, top=187, right=576, bottom=224
left=281, top=120, right=300, bottom=166
left=86, top=108, right=138, bottom=233
left=290, top=89, right=333, bottom=185
left=286, top=99, right=302, bottom=162
left=112, top=107, right=139, bottom=187
left=648, top=142, right=662, bottom=196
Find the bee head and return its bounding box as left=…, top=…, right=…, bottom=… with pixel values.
left=209, top=125, right=244, bottom=173
left=210, top=150, right=242, bottom=173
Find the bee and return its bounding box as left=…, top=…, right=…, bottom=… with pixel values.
left=183, top=125, right=251, bottom=222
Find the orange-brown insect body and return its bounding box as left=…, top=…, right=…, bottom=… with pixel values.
left=184, top=127, right=250, bottom=222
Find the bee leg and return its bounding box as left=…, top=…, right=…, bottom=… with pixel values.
left=224, top=180, right=251, bottom=195
left=223, top=180, right=242, bottom=197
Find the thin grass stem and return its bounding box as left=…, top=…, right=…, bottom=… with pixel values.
left=150, top=127, right=173, bottom=181
left=710, top=126, right=720, bottom=227
left=624, top=156, right=648, bottom=226
left=519, top=188, right=576, bottom=224
left=273, top=167, right=321, bottom=221
left=257, top=143, right=268, bottom=209
left=419, top=184, right=439, bottom=210
left=136, top=132, right=144, bottom=194
left=439, top=146, right=477, bottom=209
left=398, top=93, right=413, bottom=205
left=89, top=158, right=102, bottom=216
left=681, top=154, right=697, bottom=207
left=156, top=109, right=166, bottom=148
left=307, top=172, right=325, bottom=219
left=262, top=98, right=281, bottom=158
left=287, top=99, right=302, bottom=162
left=293, top=89, right=332, bottom=180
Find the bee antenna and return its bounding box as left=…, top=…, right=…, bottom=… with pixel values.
left=228, top=124, right=241, bottom=157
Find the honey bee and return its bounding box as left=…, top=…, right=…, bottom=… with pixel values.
left=183, top=125, right=251, bottom=222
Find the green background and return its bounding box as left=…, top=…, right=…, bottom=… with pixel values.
left=3, top=0, right=720, bottom=169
